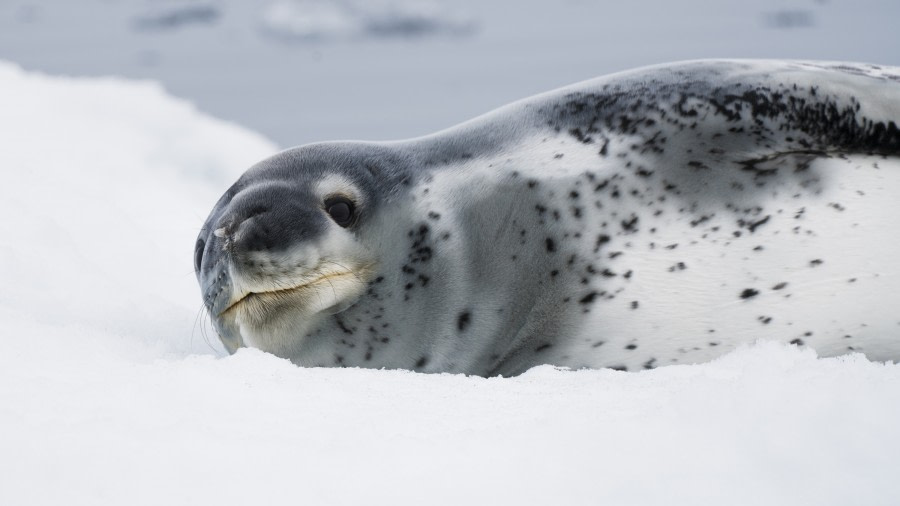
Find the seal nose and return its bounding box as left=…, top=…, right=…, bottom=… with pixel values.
left=235, top=215, right=277, bottom=253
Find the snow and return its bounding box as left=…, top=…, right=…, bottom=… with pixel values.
left=3, top=0, right=900, bottom=501
left=0, top=61, right=899, bottom=505
left=6, top=338, right=900, bottom=505
left=0, top=62, right=275, bottom=357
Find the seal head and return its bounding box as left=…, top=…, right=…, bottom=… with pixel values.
left=195, top=143, right=405, bottom=356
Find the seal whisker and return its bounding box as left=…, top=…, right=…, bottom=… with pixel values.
left=319, top=259, right=366, bottom=285
left=192, top=303, right=217, bottom=353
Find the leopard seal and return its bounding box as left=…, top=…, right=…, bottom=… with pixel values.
left=195, top=59, right=900, bottom=376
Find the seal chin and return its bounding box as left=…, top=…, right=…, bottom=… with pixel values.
left=217, top=262, right=377, bottom=355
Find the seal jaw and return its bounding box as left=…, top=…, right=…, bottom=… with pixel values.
left=207, top=224, right=379, bottom=355
left=222, top=264, right=376, bottom=321
left=226, top=260, right=377, bottom=355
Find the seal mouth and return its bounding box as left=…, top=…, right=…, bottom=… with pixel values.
left=219, top=270, right=361, bottom=317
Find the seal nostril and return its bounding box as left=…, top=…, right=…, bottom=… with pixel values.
left=194, top=237, right=206, bottom=272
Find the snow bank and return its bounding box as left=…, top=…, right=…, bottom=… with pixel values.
left=1, top=63, right=899, bottom=506
left=0, top=61, right=277, bottom=357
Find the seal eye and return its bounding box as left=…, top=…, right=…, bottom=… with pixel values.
left=325, top=197, right=355, bottom=227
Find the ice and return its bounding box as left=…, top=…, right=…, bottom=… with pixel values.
left=260, top=0, right=475, bottom=42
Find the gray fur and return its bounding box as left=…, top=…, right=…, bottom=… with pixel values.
left=197, top=60, right=900, bottom=375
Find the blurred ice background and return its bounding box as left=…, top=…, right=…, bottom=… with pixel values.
left=1, top=2, right=899, bottom=505
left=2, top=0, right=899, bottom=147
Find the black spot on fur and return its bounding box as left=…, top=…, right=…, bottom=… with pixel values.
left=335, top=317, right=354, bottom=335
left=594, top=234, right=610, bottom=252
left=621, top=215, right=639, bottom=232
left=636, top=167, right=654, bottom=178
left=579, top=292, right=599, bottom=304
left=687, top=160, right=710, bottom=170
left=569, top=127, right=593, bottom=144
left=740, top=288, right=760, bottom=299
left=668, top=262, right=687, bottom=272
left=744, top=215, right=771, bottom=233
left=457, top=311, right=471, bottom=332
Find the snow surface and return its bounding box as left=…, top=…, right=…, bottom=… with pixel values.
left=1, top=62, right=900, bottom=505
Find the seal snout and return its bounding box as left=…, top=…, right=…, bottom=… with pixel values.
left=196, top=183, right=340, bottom=320
left=194, top=224, right=234, bottom=316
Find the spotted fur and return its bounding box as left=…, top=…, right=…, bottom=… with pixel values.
left=197, top=60, right=900, bottom=376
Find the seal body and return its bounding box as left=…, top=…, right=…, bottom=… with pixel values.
left=196, top=60, right=900, bottom=376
